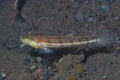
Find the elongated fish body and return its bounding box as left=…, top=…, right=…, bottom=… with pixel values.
left=20, top=34, right=100, bottom=49
left=21, top=31, right=115, bottom=49
left=20, top=30, right=115, bottom=54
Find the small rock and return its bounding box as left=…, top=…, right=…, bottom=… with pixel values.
left=115, top=16, right=119, bottom=20
left=101, top=3, right=110, bottom=12
left=35, top=68, right=44, bottom=80
left=88, top=17, right=96, bottom=23
left=102, top=73, right=107, bottom=78
left=76, top=64, right=83, bottom=73
left=48, top=66, right=51, bottom=70
left=67, top=33, right=73, bottom=36
left=30, top=65, right=37, bottom=71
left=23, top=58, right=30, bottom=65
left=0, top=73, right=6, bottom=80
left=37, top=57, right=42, bottom=63
left=75, top=11, right=84, bottom=22
left=1, top=73, right=6, bottom=79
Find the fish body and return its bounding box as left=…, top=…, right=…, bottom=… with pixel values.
left=20, top=30, right=115, bottom=54
left=20, top=35, right=98, bottom=49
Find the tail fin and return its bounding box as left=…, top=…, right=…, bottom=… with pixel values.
left=96, top=30, right=116, bottom=47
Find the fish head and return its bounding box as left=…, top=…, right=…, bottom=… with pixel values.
left=20, top=36, right=40, bottom=48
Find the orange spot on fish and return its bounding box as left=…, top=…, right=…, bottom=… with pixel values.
left=59, top=40, right=63, bottom=43
left=36, top=45, right=39, bottom=48
left=37, top=36, right=43, bottom=42
left=47, top=40, right=51, bottom=43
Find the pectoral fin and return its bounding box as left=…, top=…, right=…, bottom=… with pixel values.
left=43, top=47, right=54, bottom=54
left=37, top=47, right=54, bottom=54
left=20, top=43, right=26, bottom=48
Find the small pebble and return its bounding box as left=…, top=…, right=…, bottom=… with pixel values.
left=23, top=58, right=30, bottom=65
left=37, top=57, right=42, bottom=63
left=75, top=11, right=84, bottom=22
left=102, top=73, right=107, bottom=78
left=30, top=65, right=37, bottom=70
left=48, top=66, right=51, bottom=70
left=115, top=16, right=119, bottom=20
left=76, top=64, right=83, bottom=73
left=1, top=73, right=6, bottom=79
left=88, top=17, right=95, bottom=23
left=59, top=58, right=63, bottom=62
left=67, top=33, right=73, bottom=36
left=0, top=73, right=6, bottom=80
left=101, top=3, right=110, bottom=12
